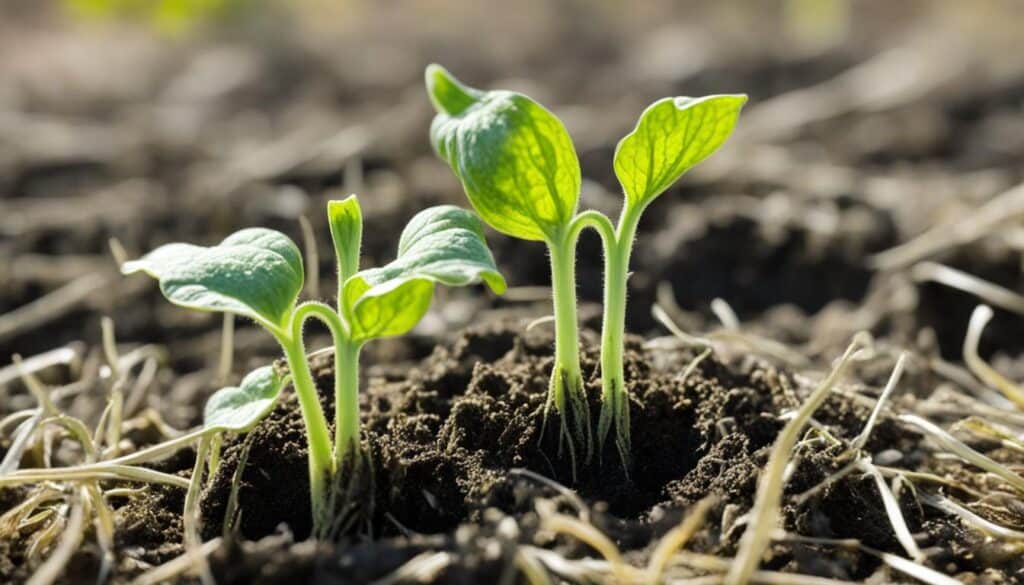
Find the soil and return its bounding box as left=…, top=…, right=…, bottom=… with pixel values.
left=74, top=319, right=1005, bottom=584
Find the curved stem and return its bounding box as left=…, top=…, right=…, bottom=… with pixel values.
left=564, top=209, right=633, bottom=467
left=291, top=301, right=367, bottom=518
left=279, top=302, right=347, bottom=529
left=292, top=302, right=360, bottom=465
left=567, top=210, right=616, bottom=246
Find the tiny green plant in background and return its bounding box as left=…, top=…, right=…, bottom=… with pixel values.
left=63, top=0, right=240, bottom=34
left=426, top=65, right=744, bottom=470
left=123, top=196, right=505, bottom=534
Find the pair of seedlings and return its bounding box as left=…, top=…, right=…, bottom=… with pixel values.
left=125, top=67, right=744, bottom=533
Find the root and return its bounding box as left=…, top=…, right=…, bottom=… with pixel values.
left=184, top=435, right=216, bottom=585
left=540, top=366, right=590, bottom=481
left=849, top=352, right=906, bottom=452
left=222, top=434, right=254, bottom=537
left=857, top=459, right=924, bottom=562
left=26, top=490, right=87, bottom=585
left=652, top=304, right=809, bottom=368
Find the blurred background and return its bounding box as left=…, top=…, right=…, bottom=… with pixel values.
left=3, top=0, right=1024, bottom=423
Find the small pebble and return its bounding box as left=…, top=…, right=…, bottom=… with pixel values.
left=874, top=448, right=903, bottom=465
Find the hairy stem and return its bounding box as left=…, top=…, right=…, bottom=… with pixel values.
left=280, top=301, right=351, bottom=531
left=334, top=339, right=363, bottom=466
left=292, top=302, right=361, bottom=466
left=279, top=338, right=333, bottom=525
left=546, top=231, right=591, bottom=464
left=580, top=203, right=642, bottom=469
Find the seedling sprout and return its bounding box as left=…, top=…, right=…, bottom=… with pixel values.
left=426, top=64, right=745, bottom=468
left=122, top=196, right=505, bottom=533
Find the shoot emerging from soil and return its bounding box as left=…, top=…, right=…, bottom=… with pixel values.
left=122, top=196, right=504, bottom=534
left=425, top=64, right=593, bottom=466
left=426, top=64, right=745, bottom=470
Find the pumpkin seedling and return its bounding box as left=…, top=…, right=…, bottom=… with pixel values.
left=426, top=64, right=594, bottom=467
left=123, top=197, right=505, bottom=534
left=426, top=65, right=744, bottom=470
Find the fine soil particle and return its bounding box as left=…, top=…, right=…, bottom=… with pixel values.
left=201, top=389, right=321, bottom=541
left=114, top=448, right=196, bottom=569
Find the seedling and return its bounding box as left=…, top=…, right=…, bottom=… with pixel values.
left=426, top=64, right=593, bottom=465
left=122, top=197, right=505, bottom=534
left=426, top=65, right=744, bottom=468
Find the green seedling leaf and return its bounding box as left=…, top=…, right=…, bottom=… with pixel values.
left=203, top=366, right=285, bottom=433
left=426, top=64, right=580, bottom=242
left=615, top=94, right=746, bottom=208
left=343, top=205, right=506, bottom=341
left=342, top=278, right=435, bottom=342
left=122, top=228, right=303, bottom=329
left=328, top=195, right=363, bottom=282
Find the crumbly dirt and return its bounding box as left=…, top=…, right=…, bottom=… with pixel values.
left=2, top=318, right=1022, bottom=583
left=145, top=320, right=1013, bottom=583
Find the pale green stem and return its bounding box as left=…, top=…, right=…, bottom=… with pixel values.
left=277, top=301, right=349, bottom=528
left=569, top=208, right=639, bottom=467
left=289, top=301, right=367, bottom=534
left=278, top=337, right=332, bottom=522
left=333, top=338, right=363, bottom=466
left=546, top=228, right=591, bottom=463
left=599, top=203, right=644, bottom=466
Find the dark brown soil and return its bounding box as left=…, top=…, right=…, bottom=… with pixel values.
left=137, top=320, right=996, bottom=583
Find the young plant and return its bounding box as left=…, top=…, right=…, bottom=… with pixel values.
left=426, top=65, right=744, bottom=469
left=596, top=93, right=746, bottom=465
left=122, top=197, right=505, bottom=534
left=426, top=64, right=593, bottom=466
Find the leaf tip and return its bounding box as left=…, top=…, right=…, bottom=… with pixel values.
left=484, top=272, right=508, bottom=296
left=425, top=64, right=480, bottom=117
left=671, top=93, right=749, bottom=113
left=327, top=193, right=361, bottom=218
left=119, top=258, right=148, bottom=277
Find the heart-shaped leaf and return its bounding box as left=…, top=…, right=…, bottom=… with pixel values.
left=203, top=366, right=285, bottom=433
left=615, top=94, right=746, bottom=209
left=426, top=64, right=580, bottom=243
left=343, top=205, right=506, bottom=342
left=122, top=228, right=303, bottom=329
